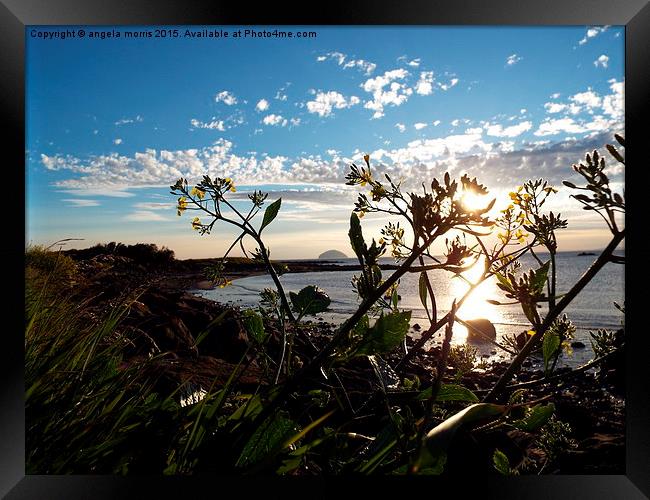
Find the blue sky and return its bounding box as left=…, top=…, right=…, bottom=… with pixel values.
left=26, top=26, right=624, bottom=258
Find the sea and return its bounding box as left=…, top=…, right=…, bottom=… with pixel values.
left=192, top=252, right=624, bottom=369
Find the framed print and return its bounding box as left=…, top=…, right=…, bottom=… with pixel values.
left=4, top=0, right=649, bottom=497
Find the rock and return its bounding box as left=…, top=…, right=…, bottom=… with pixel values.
left=465, top=318, right=497, bottom=342
left=318, top=249, right=348, bottom=259
left=571, top=341, right=586, bottom=349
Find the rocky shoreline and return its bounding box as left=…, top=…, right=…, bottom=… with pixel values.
left=63, top=250, right=625, bottom=474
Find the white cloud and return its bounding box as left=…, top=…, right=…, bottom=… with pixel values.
left=506, top=54, right=522, bottom=66
left=451, top=119, right=460, bottom=127
left=602, top=79, right=624, bottom=120
left=190, top=118, right=226, bottom=131
left=550, top=93, right=561, bottom=99
left=395, top=123, right=406, bottom=133
left=484, top=121, right=532, bottom=138
left=290, top=117, right=301, bottom=127
left=414, top=122, right=428, bottom=130
left=41, top=130, right=624, bottom=210
left=544, top=102, right=568, bottom=114
left=306, top=91, right=360, bottom=117
left=407, top=58, right=421, bottom=67
left=115, top=115, right=143, bottom=126
left=571, top=89, right=602, bottom=109
left=316, top=52, right=376, bottom=75
left=123, top=210, right=170, bottom=222
left=432, top=120, right=441, bottom=126
left=465, top=127, right=483, bottom=135
left=214, top=90, right=238, bottom=105
left=134, top=202, right=172, bottom=211
left=262, top=114, right=288, bottom=127
left=415, top=71, right=434, bottom=96
left=361, top=69, right=412, bottom=119
left=113, top=138, right=122, bottom=145
left=578, top=26, right=609, bottom=45
left=535, top=81, right=623, bottom=137
left=594, top=54, right=609, bottom=68
left=439, top=78, right=459, bottom=91
left=256, top=99, right=269, bottom=112
left=534, top=116, right=611, bottom=136
left=62, top=198, right=100, bottom=207
left=275, top=83, right=290, bottom=101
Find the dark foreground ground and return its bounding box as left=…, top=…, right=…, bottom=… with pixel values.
left=58, top=249, right=625, bottom=474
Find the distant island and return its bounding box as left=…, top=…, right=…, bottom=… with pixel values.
left=318, top=249, right=348, bottom=259
left=577, top=251, right=597, bottom=256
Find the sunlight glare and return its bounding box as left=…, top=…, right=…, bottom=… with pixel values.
left=451, top=255, right=503, bottom=345
left=461, top=190, right=490, bottom=213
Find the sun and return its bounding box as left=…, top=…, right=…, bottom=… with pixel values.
left=460, top=190, right=491, bottom=213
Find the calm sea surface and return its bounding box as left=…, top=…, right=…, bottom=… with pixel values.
left=193, top=252, right=624, bottom=368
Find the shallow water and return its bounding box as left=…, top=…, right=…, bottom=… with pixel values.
left=193, top=252, right=624, bottom=368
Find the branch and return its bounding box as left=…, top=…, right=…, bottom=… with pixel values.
left=483, top=229, right=625, bottom=402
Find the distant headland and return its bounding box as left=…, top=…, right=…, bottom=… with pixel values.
left=318, top=249, right=348, bottom=260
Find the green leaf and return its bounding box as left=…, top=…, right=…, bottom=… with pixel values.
left=242, top=309, right=266, bottom=344
left=355, top=310, right=412, bottom=356
left=511, top=403, right=555, bottom=432
left=289, top=285, right=331, bottom=317
left=542, top=330, right=561, bottom=373
left=353, top=314, right=370, bottom=336
left=521, top=301, right=537, bottom=325
left=236, top=411, right=298, bottom=468
left=259, top=198, right=281, bottom=233
left=418, top=272, right=428, bottom=311
left=418, top=403, right=507, bottom=468
left=417, top=384, right=479, bottom=403
left=531, top=261, right=551, bottom=294
left=493, top=449, right=511, bottom=475
left=348, top=212, right=365, bottom=260
left=495, top=272, right=513, bottom=293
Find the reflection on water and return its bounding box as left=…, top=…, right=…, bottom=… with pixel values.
left=450, top=255, right=504, bottom=346
left=194, top=252, right=624, bottom=368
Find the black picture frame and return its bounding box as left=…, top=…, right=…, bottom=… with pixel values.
left=4, top=0, right=649, bottom=497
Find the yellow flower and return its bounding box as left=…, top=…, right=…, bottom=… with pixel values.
left=514, top=228, right=528, bottom=244
left=218, top=279, right=233, bottom=289
left=177, top=196, right=188, bottom=216
left=527, top=330, right=536, bottom=336
left=358, top=210, right=365, bottom=218
left=561, top=340, right=573, bottom=356
left=224, top=177, right=236, bottom=192
left=359, top=170, right=373, bottom=187
left=544, top=186, right=558, bottom=194
left=190, top=186, right=205, bottom=199
left=191, top=217, right=201, bottom=230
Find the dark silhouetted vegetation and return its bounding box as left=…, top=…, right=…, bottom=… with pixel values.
left=25, top=136, right=625, bottom=475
